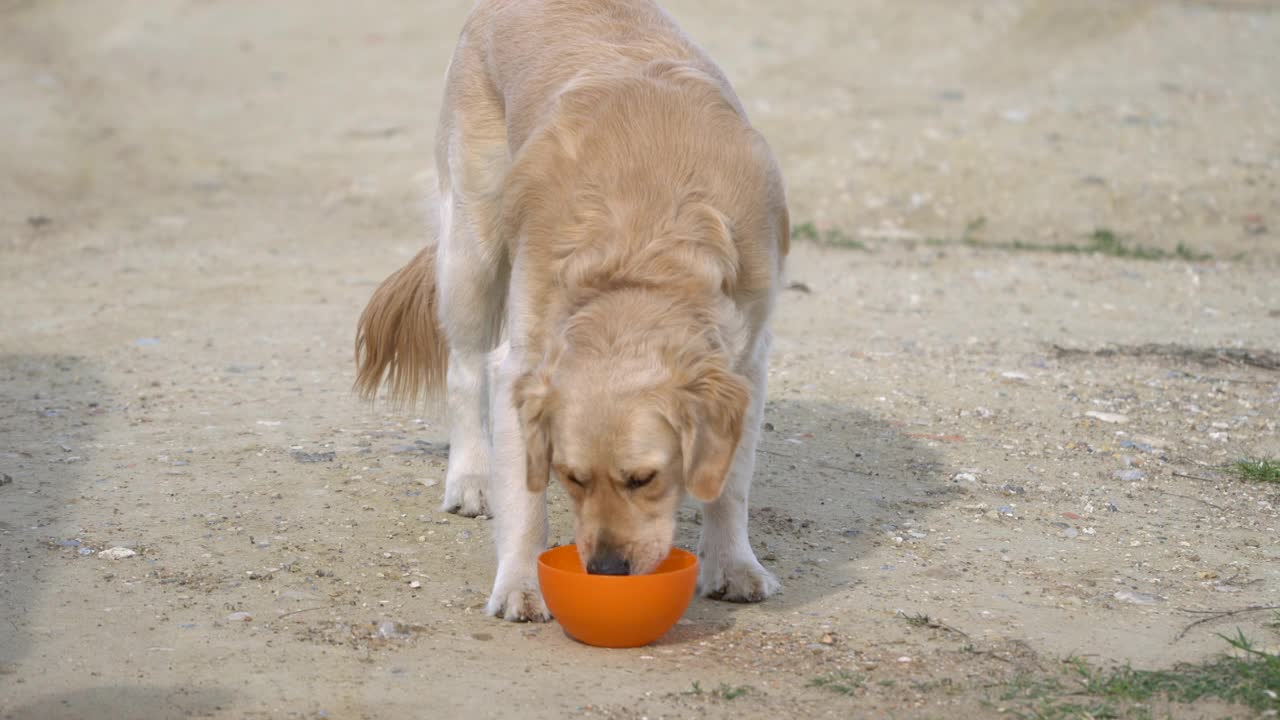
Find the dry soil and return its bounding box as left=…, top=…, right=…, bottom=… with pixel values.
left=2, top=1, right=1279, bottom=718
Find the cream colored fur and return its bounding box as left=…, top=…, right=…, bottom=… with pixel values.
left=356, top=0, right=788, bottom=621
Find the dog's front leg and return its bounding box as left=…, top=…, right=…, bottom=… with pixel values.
left=484, top=343, right=551, bottom=621
left=697, top=336, right=780, bottom=602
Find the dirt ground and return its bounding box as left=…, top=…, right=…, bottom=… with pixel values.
left=2, top=0, right=1279, bottom=718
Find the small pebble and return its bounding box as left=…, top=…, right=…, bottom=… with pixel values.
left=409, top=580, right=421, bottom=589
left=99, top=547, right=136, bottom=560
left=1114, top=469, right=1146, bottom=482
left=1085, top=411, right=1128, bottom=424
left=1000, top=106, right=1029, bottom=122
left=226, top=611, right=253, bottom=622
left=1121, top=435, right=1162, bottom=450
left=1114, top=590, right=1159, bottom=605
left=376, top=620, right=410, bottom=639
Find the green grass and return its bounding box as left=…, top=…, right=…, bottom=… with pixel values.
left=808, top=671, right=864, bottom=695
left=1232, top=458, right=1280, bottom=484
left=910, top=678, right=960, bottom=695
left=987, top=631, right=1280, bottom=718
left=958, top=221, right=1210, bottom=262
left=682, top=681, right=752, bottom=701
left=900, top=612, right=933, bottom=628
left=791, top=221, right=868, bottom=250
left=799, top=219, right=1211, bottom=261
left=714, top=683, right=752, bottom=700
left=973, top=229, right=1208, bottom=261
left=1079, top=631, right=1280, bottom=710
left=963, top=216, right=988, bottom=241
left=989, top=670, right=1121, bottom=720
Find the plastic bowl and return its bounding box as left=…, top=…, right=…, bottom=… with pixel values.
left=537, top=545, right=697, bottom=648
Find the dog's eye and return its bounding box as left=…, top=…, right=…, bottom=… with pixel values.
left=626, top=471, right=656, bottom=490
left=560, top=470, right=584, bottom=487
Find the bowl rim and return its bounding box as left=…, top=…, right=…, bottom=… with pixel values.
left=537, top=544, right=697, bottom=581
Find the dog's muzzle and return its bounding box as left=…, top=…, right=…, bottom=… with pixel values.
left=586, top=550, right=630, bottom=576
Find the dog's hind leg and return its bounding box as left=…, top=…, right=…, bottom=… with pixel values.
left=697, top=333, right=781, bottom=602
left=435, top=178, right=508, bottom=517
left=434, top=79, right=510, bottom=518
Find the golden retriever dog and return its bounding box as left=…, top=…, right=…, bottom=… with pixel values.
left=355, top=0, right=788, bottom=621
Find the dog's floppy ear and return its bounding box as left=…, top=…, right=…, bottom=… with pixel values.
left=513, top=369, right=554, bottom=492
left=671, top=364, right=750, bottom=503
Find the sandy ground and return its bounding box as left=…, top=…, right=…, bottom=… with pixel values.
left=2, top=0, right=1279, bottom=718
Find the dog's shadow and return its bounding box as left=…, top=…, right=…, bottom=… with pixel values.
left=672, top=397, right=953, bottom=628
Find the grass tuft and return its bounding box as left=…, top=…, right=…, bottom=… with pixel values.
left=791, top=221, right=868, bottom=251
left=714, top=683, right=752, bottom=700
left=804, top=219, right=1212, bottom=261
left=808, top=671, right=863, bottom=695
left=901, top=612, right=932, bottom=627
left=1081, top=630, right=1280, bottom=711
left=683, top=681, right=752, bottom=701
left=961, top=226, right=1211, bottom=262
left=989, top=631, right=1280, bottom=718
left=1232, top=458, right=1280, bottom=484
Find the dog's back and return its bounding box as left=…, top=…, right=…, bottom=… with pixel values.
left=459, top=0, right=743, bottom=151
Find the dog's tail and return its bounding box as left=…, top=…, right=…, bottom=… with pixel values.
left=354, top=245, right=449, bottom=405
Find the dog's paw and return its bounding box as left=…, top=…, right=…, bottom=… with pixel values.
left=698, top=554, right=780, bottom=603
left=485, top=576, right=551, bottom=623
left=440, top=473, right=489, bottom=517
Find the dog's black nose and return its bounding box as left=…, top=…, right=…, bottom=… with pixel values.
left=586, top=552, right=630, bottom=576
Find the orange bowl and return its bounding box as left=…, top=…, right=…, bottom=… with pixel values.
left=537, top=545, right=698, bottom=648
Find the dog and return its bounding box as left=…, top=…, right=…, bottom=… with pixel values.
left=355, top=0, right=789, bottom=621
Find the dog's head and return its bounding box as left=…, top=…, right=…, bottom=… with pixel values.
left=516, top=343, right=749, bottom=576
